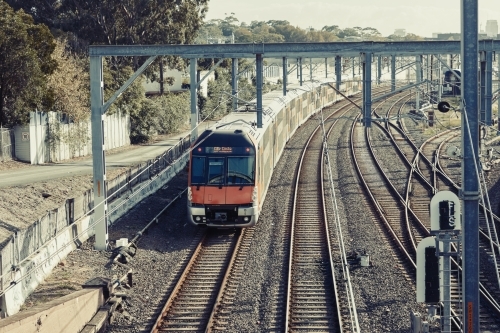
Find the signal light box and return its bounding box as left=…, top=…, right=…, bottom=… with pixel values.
left=430, top=191, right=461, bottom=234
left=416, top=237, right=439, bottom=303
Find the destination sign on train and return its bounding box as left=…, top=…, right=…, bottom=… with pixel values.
left=205, top=147, right=254, bottom=154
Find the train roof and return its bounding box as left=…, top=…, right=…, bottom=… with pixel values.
left=200, top=79, right=333, bottom=144
left=196, top=128, right=254, bottom=147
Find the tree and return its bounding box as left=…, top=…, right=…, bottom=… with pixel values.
left=6, top=0, right=209, bottom=47
left=0, top=1, right=56, bottom=126
left=322, top=25, right=341, bottom=35
left=338, top=27, right=360, bottom=39
left=47, top=39, right=89, bottom=122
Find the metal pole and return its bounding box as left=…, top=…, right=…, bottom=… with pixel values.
left=325, top=58, right=328, bottom=78
left=362, top=52, right=372, bottom=127
left=283, top=57, right=288, bottom=96
left=498, top=54, right=500, bottom=131
left=391, top=55, right=396, bottom=92
left=461, top=0, right=480, bottom=331
left=480, top=52, right=486, bottom=124
left=335, top=56, right=342, bottom=90
left=256, top=54, right=263, bottom=128
left=190, top=58, right=198, bottom=140
left=309, top=58, right=313, bottom=82
left=377, top=55, right=382, bottom=85
left=352, top=57, right=355, bottom=78
left=416, top=55, right=421, bottom=111
left=438, top=55, right=443, bottom=101
left=426, top=55, right=430, bottom=100
left=90, top=56, right=108, bottom=251
left=299, top=57, right=303, bottom=86
left=296, top=58, right=299, bottom=79
left=232, top=58, right=238, bottom=111
left=485, top=46, right=493, bottom=126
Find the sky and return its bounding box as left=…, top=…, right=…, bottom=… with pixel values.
left=205, top=0, right=500, bottom=38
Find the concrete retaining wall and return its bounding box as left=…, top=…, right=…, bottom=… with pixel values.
left=0, top=288, right=104, bottom=333
left=0, top=153, right=189, bottom=316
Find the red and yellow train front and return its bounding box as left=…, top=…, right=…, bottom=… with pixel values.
left=187, top=130, right=258, bottom=227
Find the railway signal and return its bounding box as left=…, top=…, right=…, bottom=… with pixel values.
left=416, top=191, right=461, bottom=332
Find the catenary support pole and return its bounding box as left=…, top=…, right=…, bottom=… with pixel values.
left=498, top=53, right=500, bottom=131
left=377, top=55, right=382, bottom=85
left=416, top=55, right=422, bottom=111
left=352, top=57, right=355, bottom=78
left=232, top=58, right=238, bottom=111
left=391, top=55, right=396, bottom=92
left=480, top=52, right=486, bottom=124
left=335, top=56, right=342, bottom=90
left=90, top=56, right=108, bottom=251
left=190, top=58, right=198, bottom=140
left=256, top=54, right=263, bottom=128
left=485, top=45, right=493, bottom=126
left=461, top=0, right=480, bottom=331
left=362, top=52, right=372, bottom=127
left=297, top=58, right=299, bottom=79
left=438, top=55, right=443, bottom=101
left=283, top=57, right=288, bottom=96
left=325, top=58, right=328, bottom=78
left=309, top=58, right=313, bottom=81
left=299, top=57, right=303, bottom=86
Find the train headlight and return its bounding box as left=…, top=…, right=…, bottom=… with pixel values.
left=243, top=217, right=250, bottom=222
left=188, top=187, right=192, bottom=201
left=195, top=216, right=201, bottom=222
left=252, top=187, right=258, bottom=202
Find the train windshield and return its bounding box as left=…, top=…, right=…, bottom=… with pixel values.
left=227, top=156, right=255, bottom=184
left=191, top=156, right=206, bottom=184
left=208, top=158, right=225, bottom=184
left=190, top=155, right=255, bottom=185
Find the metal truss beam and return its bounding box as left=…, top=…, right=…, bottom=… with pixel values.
left=103, top=56, right=157, bottom=113
left=198, top=58, right=224, bottom=89
left=372, top=80, right=429, bottom=103
left=89, top=41, right=500, bottom=59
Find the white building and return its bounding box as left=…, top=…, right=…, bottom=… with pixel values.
left=485, top=20, right=498, bottom=38
left=143, top=69, right=214, bottom=97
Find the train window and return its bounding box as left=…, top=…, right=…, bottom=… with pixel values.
left=191, top=156, right=206, bottom=184
left=208, top=158, right=225, bottom=184
left=227, top=156, right=255, bottom=184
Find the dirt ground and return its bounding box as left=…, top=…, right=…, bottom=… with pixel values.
left=0, top=149, right=135, bottom=233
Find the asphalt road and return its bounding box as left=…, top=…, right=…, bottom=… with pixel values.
left=0, top=123, right=214, bottom=188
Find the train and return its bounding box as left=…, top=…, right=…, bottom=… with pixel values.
left=187, top=79, right=361, bottom=227
left=442, top=69, right=461, bottom=96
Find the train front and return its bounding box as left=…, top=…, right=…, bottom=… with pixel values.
left=187, top=129, right=258, bottom=227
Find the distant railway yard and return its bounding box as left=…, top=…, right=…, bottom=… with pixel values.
left=3, top=83, right=497, bottom=333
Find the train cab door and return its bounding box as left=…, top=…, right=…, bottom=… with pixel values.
left=204, top=157, right=226, bottom=204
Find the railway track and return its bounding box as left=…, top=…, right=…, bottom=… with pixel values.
left=150, top=229, right=243, bottom=332
left=364, top=96, right=500, bottom=330
left=285, top=119, right=339, bottom=332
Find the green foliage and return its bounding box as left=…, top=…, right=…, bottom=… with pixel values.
left=6, top=0, right=209, bottom=47
left=156, top=92, right=190, bottom=134
left=48, top=39, right=90, bottom=122
left=130, top=92, right=190, bottom=143
left=200, top=68, right=231, bottom=120
left=196, top=16, right=421, bottom=44
left=103, top=63, right=146, bottom=116
left=0, top=1, right=56, bottom=126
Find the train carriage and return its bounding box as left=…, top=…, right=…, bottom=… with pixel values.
left=187, top=79, right=361, bottom=227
